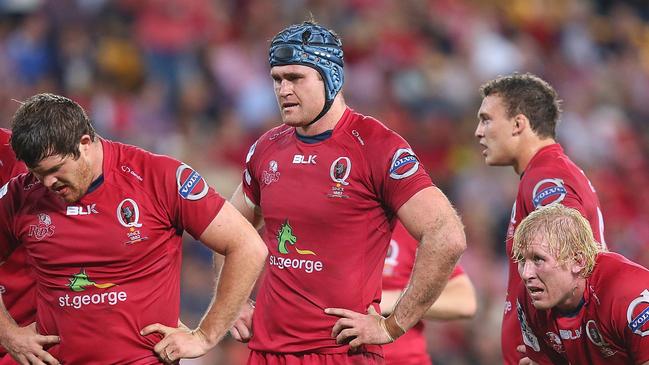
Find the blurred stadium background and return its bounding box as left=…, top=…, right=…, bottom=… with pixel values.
left=1, top=0, right=648, bottom=363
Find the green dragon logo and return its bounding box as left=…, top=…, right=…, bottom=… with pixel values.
left=277, top=220, right=315, bottom=255
left=68, top=269, right=117, bottom=292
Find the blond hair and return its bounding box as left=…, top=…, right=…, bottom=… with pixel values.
left=512, top=204, right=601, bottom=277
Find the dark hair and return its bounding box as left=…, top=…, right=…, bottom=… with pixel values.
left=480, top=73, right=562, bottom=139
left=10, top=93, right=95, bottom=167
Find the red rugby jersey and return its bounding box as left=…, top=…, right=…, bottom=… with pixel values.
left=242, top=108, right=434, bottom=355
left=0, top=139, right=224, bottom=364
left=383, top=221, right=464, bottom=365
left=519, top=252, right=649, bottom=365
left=0, top=128, right=28, bottom=362
left=503, top=143, right=606, bottom=364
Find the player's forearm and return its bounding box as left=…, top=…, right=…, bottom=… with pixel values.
left=422, top=275, right=476, bottom=320
left=0, top=296, right=19, bottom=346
left=382, top=275, right=476, bottom=320
left=391, top=215, right=465, bottom=332
left=197, top=236, right=266, bottom=347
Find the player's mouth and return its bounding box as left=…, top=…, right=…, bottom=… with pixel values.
left=282, top=102, right=299, bottom=111
left=527, top=285, right=544, bottom=299
left=53, top=184, right=69, bottom=196
left=479, top=142, right=488, bottom=156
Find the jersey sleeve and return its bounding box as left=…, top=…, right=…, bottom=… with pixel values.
left=617, top=271, right=649, bottom=363
left=150, top=155, right=225, bottom=240
left=0, top=129, right=27, bottom=185
left=241, top=140, right=261, bottom=206
left=366, top=129, right=433, bottom=215
left=519, top=167, right=588, bottom=217
left=0, top=179, right=21, bottom=260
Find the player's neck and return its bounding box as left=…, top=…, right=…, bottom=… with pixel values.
left=556, top=278, right=586, bottom=315
left=297, top=98, right=346, bottom=136
left=89, top=139, right=104, bottom=181
left=514, top=137, right=556, bottom=175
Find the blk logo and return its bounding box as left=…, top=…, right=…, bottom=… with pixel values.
left=293, top=155, right=317, bottom=164
left=66, top=204, right=99, bottom=216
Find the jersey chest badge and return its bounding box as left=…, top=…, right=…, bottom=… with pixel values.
left=586, top=320, right=617, bottom=357
left=327, top=157, right=351, bottom=199
left=117, top=198, right=148, bottom=245
left=262, top=160, right=281, bottom=185
left=28, top=213, right=56, bottom=241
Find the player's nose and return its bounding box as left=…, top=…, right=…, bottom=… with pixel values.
left=42, top=175, right=58, bottom=189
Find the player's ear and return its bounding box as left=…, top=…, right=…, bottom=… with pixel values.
left=571, top=252, right=587, bottom=276
left=512, top=114, right=528, bottom=136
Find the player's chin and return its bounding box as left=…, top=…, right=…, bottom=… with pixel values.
left=530, top=299, right=551, bottom=310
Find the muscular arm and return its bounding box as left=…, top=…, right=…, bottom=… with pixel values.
left=391, top=186, right=466, bottom=331
left=229, top=183, right=264, bottom=228
left=194, top=201, right=267, bottom=346
left=142, top=201, right=267, bottom=360
left=381, top=274, right=476, bottom=321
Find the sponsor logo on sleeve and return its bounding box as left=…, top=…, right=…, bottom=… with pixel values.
left=517, top=299, right=541, bottom=352
left=117, top=198, right=148, bottom=244
left=176, top=164, right=209, bottom=201
left=28, top=213, right=56, bottom=240
left=586, top=320, right=617, bottom=357
left=58, top=269, right=126, bottom=309
left=532, top=178, right=567, bottom=208
left=389, top=148, right=420, bottom=180
left=627, top=289, right=649, bottom=336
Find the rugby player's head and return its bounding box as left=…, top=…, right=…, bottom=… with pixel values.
left=512, top=204, right=600, bottom=311
left=269, top=20, right=344, bottom=126
left=11, top=93, right=100, bottom=203
left=479, top=73, right=561, bottom=140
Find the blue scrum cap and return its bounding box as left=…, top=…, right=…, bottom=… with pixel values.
left=269, top=22, right=345, bottom=104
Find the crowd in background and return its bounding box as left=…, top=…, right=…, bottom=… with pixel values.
left=1, top=0, right=648, bottom=363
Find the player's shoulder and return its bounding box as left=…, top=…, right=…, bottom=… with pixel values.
left=255, top=124, right=294, bottom=148
left=340, top=109, right=404, bottom=146
left=106, top=140, right=174, bottom=181
left=244, top=124, right=294, bottom=163
left=105, top=139, right=210, bottom=201
left=1, top=172, right=43, bottom=204
left=592, top=252, right=648, bottom=287
left=0, top=128, right=11, bottom=144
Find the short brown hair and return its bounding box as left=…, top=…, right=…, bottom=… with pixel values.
left=11, top=93, right=95, bottom=168
left=480, top=73, right=562, bottom=139
left=512, top=204, right=601, bottom=277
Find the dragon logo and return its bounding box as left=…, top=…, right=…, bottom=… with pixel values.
left=276, top=220, right=315, bottom=255
left=67, top=269, right=116, bottom=292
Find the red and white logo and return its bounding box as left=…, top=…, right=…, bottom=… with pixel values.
left=28, top=213, right=56, bottom=240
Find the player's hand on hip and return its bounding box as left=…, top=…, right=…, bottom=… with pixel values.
left=517, top=345, right=539, bottom=365
left=3, top=322, right=61, bottom=365
left=141, top=322, right=211, bottom=364
left=229, top=299, right=255, bottom=343
left=325, top=306, right=392, bottom=350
